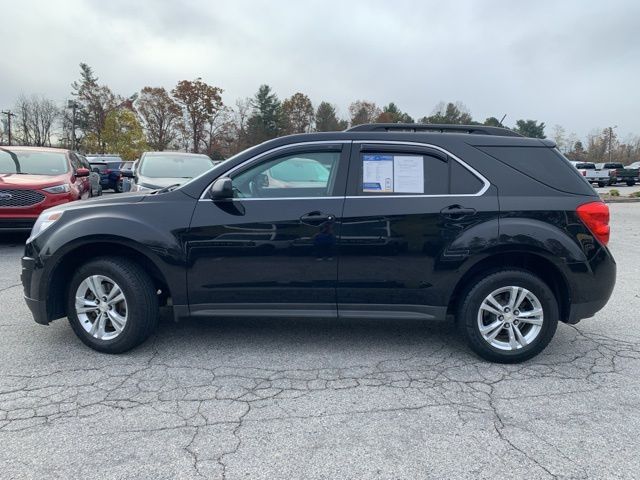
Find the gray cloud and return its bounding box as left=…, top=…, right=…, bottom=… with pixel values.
left=0, top=0, right=638, bottom=140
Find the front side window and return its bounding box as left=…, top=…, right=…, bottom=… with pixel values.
left=232, top=151, right=340, bottom=198
left=0, top=149, right=69, bottom=175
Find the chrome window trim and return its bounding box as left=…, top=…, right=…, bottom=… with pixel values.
left=199, top=139, right=490, bottom=200
left=199, top=140, right=350, bottom=199
left=352, top=140, right=489, bottom=197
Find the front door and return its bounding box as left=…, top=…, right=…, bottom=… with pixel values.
left=186, top=143, right=350, bottom=318
left=337, top=142, right=499, bottom=320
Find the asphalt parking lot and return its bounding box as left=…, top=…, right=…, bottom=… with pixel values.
left=0, top=203, right=639, bottom=479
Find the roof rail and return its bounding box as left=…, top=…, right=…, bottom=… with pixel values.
left=346, top=123, right=522, bottom=137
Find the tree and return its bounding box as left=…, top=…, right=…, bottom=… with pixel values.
left=245, top=85, right=284, bottom=145
left=551, top=124, right=567, bottom=152
left=172, top=78, right=224, bottom=153
left=376, top=102, right=414, bottom=123
left=315, top=102, right=347, bottom=131
left=99, top=109, right=147, bottom=161
left=14, top=95, right=59, bottom=146
left=71, top=63, right=125, bottom=153
left=421, top=101, right=474, bottom=125
left=282, top=92, right=314, bottom=134
left=349, top=100, right=380, bottom=126
left=483, top=116, right=503, bottom=127
left=136, top=87, right=181, bottom=151
left=514, top=119, right=546, bottom=138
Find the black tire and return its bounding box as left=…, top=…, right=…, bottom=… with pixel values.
left=115, top=183, right=123, bottom=193
left=626, top=180, right=635, bottom=186
left=66, top=257, right=159, bottom=353
left=598, top=182, right=606, bottom=188
left=457, top=269, right=559, bottom=363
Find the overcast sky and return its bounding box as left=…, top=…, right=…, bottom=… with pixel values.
left=1, top=0, right=638, bottom=141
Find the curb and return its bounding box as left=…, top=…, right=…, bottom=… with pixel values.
left=600, top=196, right=640, bottom=203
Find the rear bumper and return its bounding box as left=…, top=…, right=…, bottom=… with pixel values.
left=565, top=246, right=616, bottom=324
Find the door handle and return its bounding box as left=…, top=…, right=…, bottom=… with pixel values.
left=440, top=205, right=477, bottom=217
left=300, top=211, right=336, bottom=225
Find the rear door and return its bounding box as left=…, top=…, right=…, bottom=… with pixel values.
left=337, top=141, right=499, bottom=320
left=185, top=142, right=350, bottom=317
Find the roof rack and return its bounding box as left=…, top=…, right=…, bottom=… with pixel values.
left=346, top=123, right=522, bottom=137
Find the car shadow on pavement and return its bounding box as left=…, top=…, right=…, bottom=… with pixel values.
left=153, top=308, right=466, bottom=357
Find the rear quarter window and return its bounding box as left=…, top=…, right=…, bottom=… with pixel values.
left=478, top=146, right=595, bottom=195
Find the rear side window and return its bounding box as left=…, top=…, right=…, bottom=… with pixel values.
left=358, top=151, right=484, bottom=196
left=478, top=146, right=594, bottom=195
left=450, top=160, right=484, bottom=194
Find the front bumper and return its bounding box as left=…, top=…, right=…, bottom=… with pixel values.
left=24, top=295, right=49, bottom=325
left=21, top=255, right=50, bottom=325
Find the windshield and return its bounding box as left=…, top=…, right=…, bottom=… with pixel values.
left=0, top=149, right=69, bottom=175
left=139, top=154, right=213, bottom=178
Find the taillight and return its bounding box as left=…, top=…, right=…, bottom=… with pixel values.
left=105, top=169, right=112, bottom=174
left=577, top=201, right=610, bottom=246
left=581, top=171, right=586, bottom=176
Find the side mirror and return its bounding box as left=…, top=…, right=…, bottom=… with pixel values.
left=121, top=170, right=134, bottom=178
left=75, top=167, right=90, bottom=177
left=210, top=177, right=233, bottom=200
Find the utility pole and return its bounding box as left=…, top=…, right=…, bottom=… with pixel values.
left=608, top=125, right=618, bottom=163
left=67, top=100, right=80, bottom=150
left=1, top=110, right=16, bottom=146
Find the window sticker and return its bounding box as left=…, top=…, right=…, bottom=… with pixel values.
left=363, top=154, right=394, bottom=192
left=393, top=155, right=424, bottom=193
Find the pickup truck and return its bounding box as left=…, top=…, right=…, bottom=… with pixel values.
left=570, top=161, right=611, bottom=187
left=595, top=162, right=640, bottom=186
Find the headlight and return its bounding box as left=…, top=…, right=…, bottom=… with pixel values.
left=28, top=211, right=63, bottom=241
left=43, top=184, right=70, bottom=194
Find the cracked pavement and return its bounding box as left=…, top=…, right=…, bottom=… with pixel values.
left=1, top=203, right=639, bottom=479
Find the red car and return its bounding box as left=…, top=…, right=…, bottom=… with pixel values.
left=0, top=146, right=92, bottom=230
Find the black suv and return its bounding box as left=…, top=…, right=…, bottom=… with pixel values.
left=21, top=124, right=616, bottom=362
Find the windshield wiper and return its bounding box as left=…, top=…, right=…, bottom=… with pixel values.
left=154, top=183, right=181, bottom=194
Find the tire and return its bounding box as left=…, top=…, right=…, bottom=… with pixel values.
left=115, top=182, right=123, bottom=193
left=598, top=182, right=606, bottom=188
left=457, top=269, right=559, bottom=363
left=66, top=257, right=159, bottom=353
left=626, top=180, right=635, bottom=186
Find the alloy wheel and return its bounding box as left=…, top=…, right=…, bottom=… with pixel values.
left=476, top=286, right=544, bottom=351
left=75, top=275, right=128, bottom=341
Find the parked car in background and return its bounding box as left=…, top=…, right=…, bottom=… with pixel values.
left=117, top=161, right=135, bottom=192
left=125, top=151, right=214, bottom=191
left=22, top=124, right=616, bottom=363
left=628, top=161, right=640, bottom=170
left=570, top=161, right=611, bottom=187
left=87, top=154, right=124, bottom=192
left=0, top=146, right=91, bottom=230
left=595, top=162, right=639, bottom=186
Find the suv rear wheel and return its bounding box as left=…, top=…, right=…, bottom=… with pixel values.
left=66, top=257, right=159, bottom=353
left=457, top=269, right=558, bottom=363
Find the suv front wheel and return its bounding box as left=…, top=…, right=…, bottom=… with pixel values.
left=458, top=270, right=559, bottom=363
left=66, top=257, right=159, bottom=353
